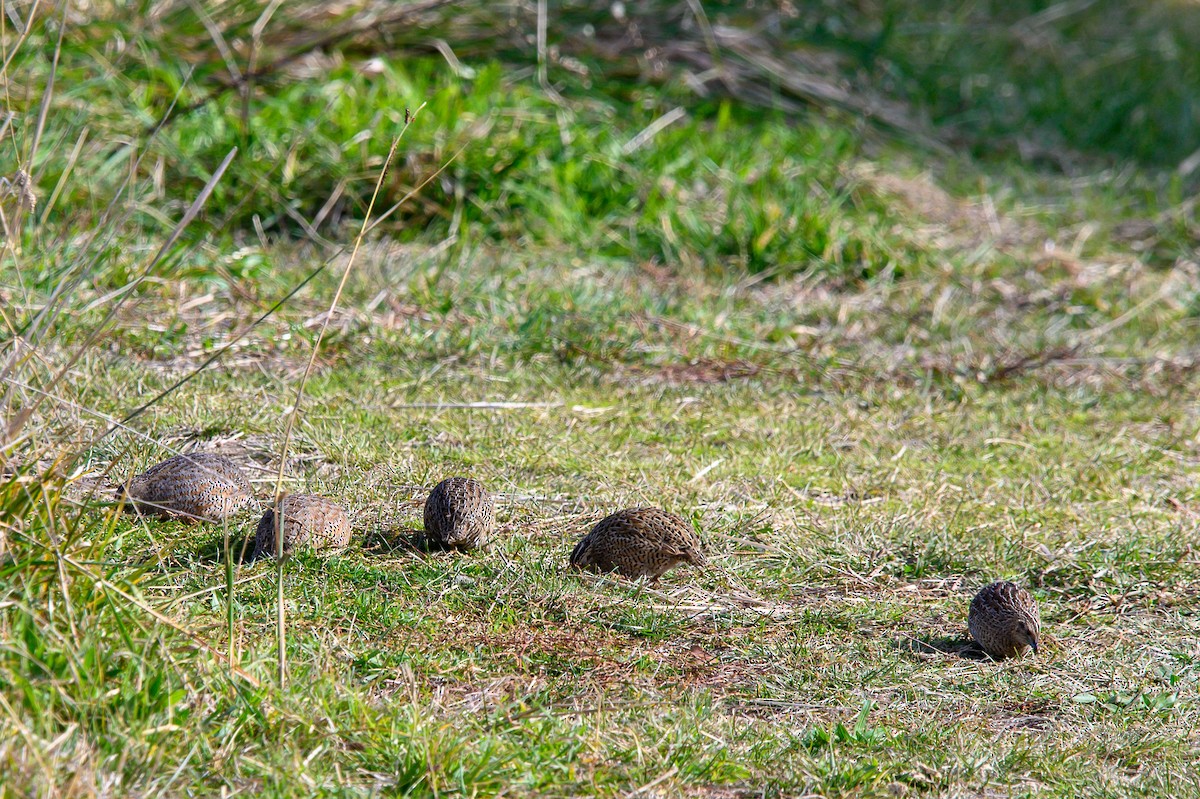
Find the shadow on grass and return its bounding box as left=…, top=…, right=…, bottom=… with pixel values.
left=362, top=524, right=425, bottom=556
left=180, top=523, right=432, bottom=564
left=363, top=524, right=514, bottom=557
left=897, top=635, right=992, bottom=661
left=187, top=532, right=259, bottom=564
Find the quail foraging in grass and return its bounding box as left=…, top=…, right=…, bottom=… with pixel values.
left=118, top=452, right=252, bottom=522
left=570, top=507, right=706, bottom=582
left=253, top=494, right=351, bottom=560
left=968, top=581, right=1041, bottom=660
left=422, top=477, right=496, bottom=551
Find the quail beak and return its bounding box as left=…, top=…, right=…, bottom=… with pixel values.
left=1029, top=637, right=1039, bottom=655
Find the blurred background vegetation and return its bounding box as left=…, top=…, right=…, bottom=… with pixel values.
left=7, top=0, right=1199, bottom=285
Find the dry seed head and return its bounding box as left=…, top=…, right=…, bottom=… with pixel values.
left=1, top=170, right=36, bottom=213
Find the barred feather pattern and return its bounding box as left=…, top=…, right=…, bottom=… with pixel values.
left=253, top=494, right=351, bottom=560
left=968, top=580, right=1041, bottom=660
left=422, top=477, right=495, bottom=550
left=570, top=507, right=706, bottom=581
left=119, top=453, right=252, bottom=522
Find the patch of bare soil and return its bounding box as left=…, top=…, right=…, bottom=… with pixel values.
left=648, top=358, right=766, bottom=385
left=408, top=596, right=800, bottom=706
left=608, top=356, right=798, bottom=387
left=853, top=164, right=1036, bottom=251
left=987, top=699, right=1058, bottom=732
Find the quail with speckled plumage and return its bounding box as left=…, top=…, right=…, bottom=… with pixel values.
left=253, top=494, right=351, bottom=559
left=968, top=581, right=1041, bottom=660
left=118, top=452, right=252, bottom=522
left=422, top=477, right=495, bottom=551
left=570, top=507, right=706, bottom=581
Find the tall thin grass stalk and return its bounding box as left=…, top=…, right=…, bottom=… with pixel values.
left=0, top=0, right=43, bottom=82
left=0, top=691, right=52, bottom=783
left=100, top=89, right=346, bottom=437
left=1, top=146, right=234, bottom=448
left=270, top=117, right=416, bottom=688
left=28, top=0, right=67, bottom=168
left=37, top=126, right=87, bottom=225
left=224, top=514, right=235, bottom=669
left=58, top=553, right=261, bottom=687
left=9, top=63, right=196, bottom=364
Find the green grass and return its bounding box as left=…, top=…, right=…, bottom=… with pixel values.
left=4, top=1, right=1200, bottom=797
left=8, top=241, right=1200, bottom=795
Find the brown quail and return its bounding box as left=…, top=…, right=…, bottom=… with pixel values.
left=570, top=507, right=706, bottom=581
left=422, top=477, right=495, bottom=551
left=253, top=494, right=351, bottom=560
left=118, top=452, right=252, bottom=522
left=968, top=581, right=1041, bottom=660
